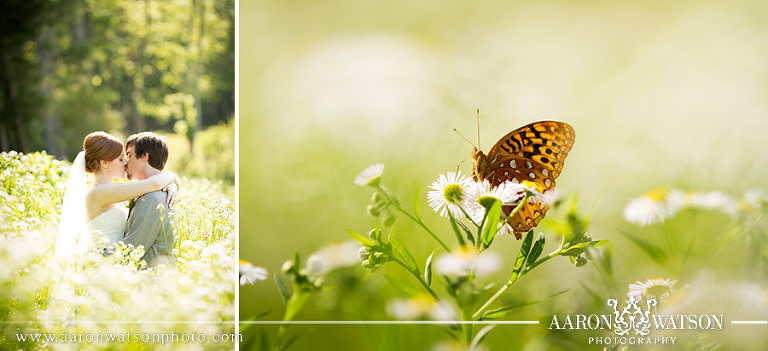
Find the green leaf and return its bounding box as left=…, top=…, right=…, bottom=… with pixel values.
left=513, top=230, right=534, bottom=274
left=386, top=219, right=399, bottom=241
left=483, top=289, right=570, bottom=320
left=346, top=228, right=374, bottom=246
left=559, top=240, right=609, bottom=257
left=274, top=274, right=290, bottom=304
left=449, top=213, right=467, bottom=247
left=238, top=311, right=271, bottom=333
left=618, top=229, right=667, bottom=265
left=579, top=282, right=605, bottom=305
left=284, top=292, right=310, bottom=322
left=391, top=238, right=419, bottom=274
left=414, top=184, right=422, bottom=221
left=283, top=331, right=306, bottom=351
left=456, top=217, right=475, bottom=245
left=526, top=232, right=545, bottom=268
left=425, top=249, right=438, bottom=286
left=481, top=200, right=503, bottom=249
left=384, top=274, right=421, bottom=297
left=471, top=325, right=497, bottom=349
left=483, top=302, right=538, bottom=320
left=241, top=328, right=267, bottom=351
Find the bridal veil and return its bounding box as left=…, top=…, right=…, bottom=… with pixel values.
left=54, top=151, right=89, bottom=261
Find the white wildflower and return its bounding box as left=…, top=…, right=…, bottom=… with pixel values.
left=354, top=163, right=384, bottom=186
left=427, top=171, right=472, bottom=218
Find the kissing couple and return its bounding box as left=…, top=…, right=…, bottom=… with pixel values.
left=55, top=131, right=179, bottom=269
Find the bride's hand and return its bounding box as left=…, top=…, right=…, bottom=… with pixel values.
left=162, top=182, right=179, bottom=208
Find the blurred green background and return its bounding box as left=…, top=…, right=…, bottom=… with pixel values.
left=239, top=0, right=768, bottom=349
left=0, top=0, right=235, bottom=183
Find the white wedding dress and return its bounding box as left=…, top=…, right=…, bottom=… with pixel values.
left=55, top=151, right=127, bottom=260
left=88, top=206, right=127, bottom=247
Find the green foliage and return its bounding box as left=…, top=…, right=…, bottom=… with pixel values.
left=345, top=166, right=605, bottom=347
left=166, top=120, right=235, bottom=184
left=0, top=151, right=68, bottom=234
left=480, top=200, right=502, bottom=250
left=0, top=152, right=235, bottom=349
left=1, top=0, right=234, bottom=157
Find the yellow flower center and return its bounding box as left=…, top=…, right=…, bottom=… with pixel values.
left=645, top=188, right=668, bottom=201
left=521, top=180, right=545, bottom=193
left=443, top=184, right=464, bottom=204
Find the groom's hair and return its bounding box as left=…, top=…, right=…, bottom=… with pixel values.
left=126, top=132, right=169, bottom=170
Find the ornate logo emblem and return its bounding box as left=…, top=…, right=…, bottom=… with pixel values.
left=607, top=297, right=657, bottom=336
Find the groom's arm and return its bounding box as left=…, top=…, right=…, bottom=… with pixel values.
left=123, top=192, right=173, bottom=251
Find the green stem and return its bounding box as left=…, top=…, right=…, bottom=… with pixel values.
left=471, top=250, right=558, bottom=320
left=273, top=325, right=288, bottom=351
left=392, top=257, right=441, bottom=301
left=463, top=322, right=473, bottom=347
left=502, top=193, right=530, bottom=227
left=274, top=287, right=310, bottom=351
left=459, top=205, right=479, bottom=227
left=378, top=186, right=451, bottom=252
left=475, top=210, right=489, bottom=251
left=470, top=192, right=541, bottom=319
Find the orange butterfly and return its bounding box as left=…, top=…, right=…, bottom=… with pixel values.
left=471, top=121, right=575, bottom=239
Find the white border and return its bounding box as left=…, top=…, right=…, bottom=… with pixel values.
left=234, top=0, right=241, bottom=349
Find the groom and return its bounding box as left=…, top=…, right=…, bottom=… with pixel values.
left=123, top=132, right=175, bottom=268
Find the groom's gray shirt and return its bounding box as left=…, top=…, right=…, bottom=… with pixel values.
left=123, top=190, right=175, bottom=268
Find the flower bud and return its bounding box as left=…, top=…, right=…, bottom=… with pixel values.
left=367, top=204, right=380, bottom=217
left=575, top=256, right=588, bottom=267
left=362, top=260, right=376, bottom=270
left=383, top=212, right=395, bottom=227
left=357, top=247, right=370, bottom=261
left=371, top=192, right=382, bottom=203
left=281, top=260, right=295, bottom=274
left=371, top=252, right=388, bottom=265
left=368, top=228, right=380, bottom=241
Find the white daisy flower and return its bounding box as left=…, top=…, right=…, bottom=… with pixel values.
left=434, top=247, right=501, bottom=278
left=239, top=260, right=268, bottom=285
left=685, top=191, right=738, bottom=216
left=387, top=294, right=455, bottom=321
left=538, top=188, right=560, bottom=207
left=743, top=189, right=766, bottom=209
left=464, top=179, right=521, bottom=211
left=624, top=189, right=672, bottom=226
left=354, top=163, right=384, bottom=187
left=305, top=241, right=362, bottom=277
left=628, top=278, right=676, bottom=302
left=511, top=180, right=557, bottom=208
left=465, top=180, right=545, bottom=236
left=427, top=171, right=472, bottom=218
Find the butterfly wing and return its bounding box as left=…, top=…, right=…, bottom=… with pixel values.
left=480, top=121, right=575, bottom=238
left=486, top=121, right=575, bottom=177
left=487, top=154, right=556, bottom=238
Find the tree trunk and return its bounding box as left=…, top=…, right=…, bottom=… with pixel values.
left=0, top=43, right=29, bottom=153
left=0, top=46, right=7, bottom=151
left=39, top=26, right=63, bottom=158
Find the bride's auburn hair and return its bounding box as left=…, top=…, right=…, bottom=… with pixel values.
left=83, top=132, right=124, bottom=173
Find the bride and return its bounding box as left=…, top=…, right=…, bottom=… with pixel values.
left=54, top=131, right=178, bottom=261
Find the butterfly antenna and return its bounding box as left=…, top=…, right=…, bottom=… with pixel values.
left=453, top=128, right=477, bottom=149
left=476, top=109, right=481, bottom=149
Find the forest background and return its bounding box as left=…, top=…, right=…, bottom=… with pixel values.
left=1, top=0, right=234, bottom=181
